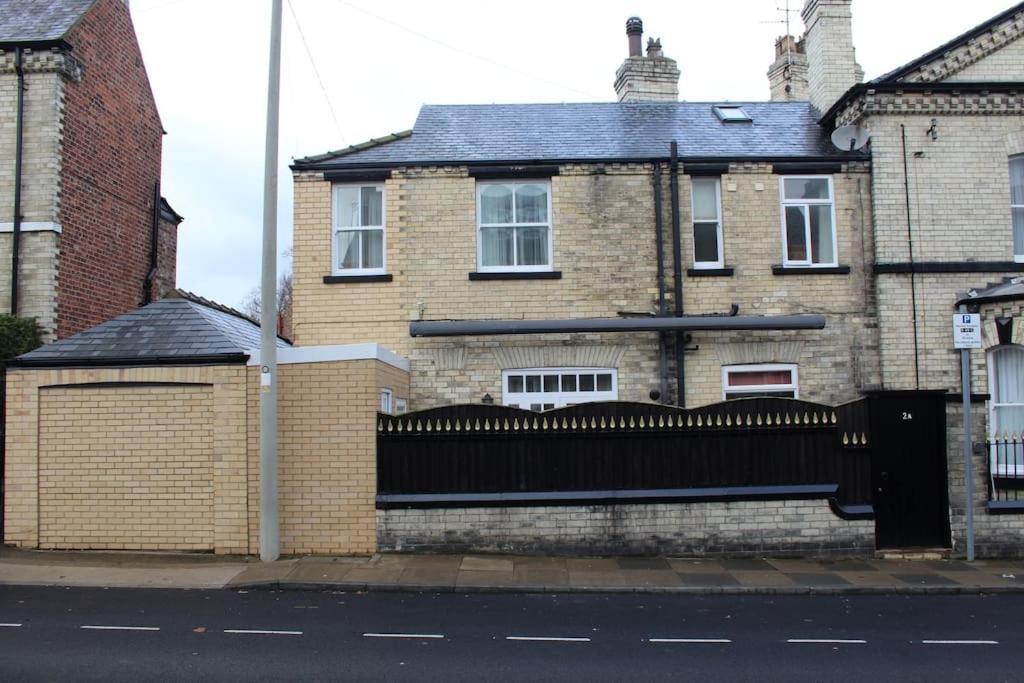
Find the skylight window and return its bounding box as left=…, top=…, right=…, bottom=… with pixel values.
left=713, top=105, right=752, bottom=122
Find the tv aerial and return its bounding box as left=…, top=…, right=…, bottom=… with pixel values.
left=831, top=125, right=871, bottom=152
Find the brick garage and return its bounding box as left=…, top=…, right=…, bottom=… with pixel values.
left=3, top=294, right=409, bottom=555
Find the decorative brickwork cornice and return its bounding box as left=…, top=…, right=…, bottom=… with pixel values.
left=898, top=11, right=1024, bottom=84
left=0, top=47, right=81, bottom=80
left=836, top=88, right=1024, bottom=127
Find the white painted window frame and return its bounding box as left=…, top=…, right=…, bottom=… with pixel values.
left=1010, top=156, right=1024, bottom=263
left=721, top=363, right=799, bottom=400
left=380, top=388, right=393, bottom=414
left=691, top=176, right=724, bottom=269
left=332, top=183, right=386, bottom=275
left=778, top=176, right=838, bottom=268
left=502, top=367, right=618, bottom=410
left=987, top=346, right=1024, bottom=476
left=476, top=180, right=554, bottom=273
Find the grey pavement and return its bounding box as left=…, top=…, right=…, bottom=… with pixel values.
left=0, top=547, right=1022, bottom=594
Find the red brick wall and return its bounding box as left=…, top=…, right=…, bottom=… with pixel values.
left=57, top=0, right=176, bottom=338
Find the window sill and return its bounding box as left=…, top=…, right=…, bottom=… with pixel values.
left=772, top=265, right=850, bottom=275
left=323, top=273, right=393, bottom=284
left=687, top=267, right=734, bottom=277
left=469, top=271, right=562, bottom=281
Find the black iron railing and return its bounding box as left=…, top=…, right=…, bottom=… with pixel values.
left=987, top=436, right=1024, bottom=503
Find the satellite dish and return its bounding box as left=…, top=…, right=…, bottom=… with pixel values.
left=831, top=125, right=871, bottom=152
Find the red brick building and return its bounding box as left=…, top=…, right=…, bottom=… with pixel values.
left=0, top=0, right=180, bottom=339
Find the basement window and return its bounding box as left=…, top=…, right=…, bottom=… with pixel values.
left=722, top=364, right=798, bottom=400
left=503, top=368, right=617, bottom=410
left=713, top=105, right=751, bottom=122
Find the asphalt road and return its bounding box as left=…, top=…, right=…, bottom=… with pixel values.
left=0, top=586, right=1021, bottom=682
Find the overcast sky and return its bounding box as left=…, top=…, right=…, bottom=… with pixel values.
left=130, top=0, right=1017, bottom=308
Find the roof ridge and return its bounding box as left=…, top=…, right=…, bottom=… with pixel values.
left=167, top=288, right=260, bottom=327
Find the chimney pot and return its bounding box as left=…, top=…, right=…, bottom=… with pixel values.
left=626, top=16, right=643, bottom=57
left=646, top=37, right=663, bottom=58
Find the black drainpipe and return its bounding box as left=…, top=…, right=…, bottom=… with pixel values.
left=142, top=182, right=160, bottom=305
left=669, top=141, right=685, bottom=407
left=10, top=47, right=25, bottom=316
left=900, top=124, right=921, bottom=389
left=653, top=162, right=669, bottom=403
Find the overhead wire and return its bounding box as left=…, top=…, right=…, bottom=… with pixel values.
left=331, top=0, right=603, bottom=100
left=287, top=0, right=347, bottom=146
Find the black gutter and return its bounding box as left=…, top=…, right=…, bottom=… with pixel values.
left=142, top=182, right=160, bottom=305
left=876, top=261, right=1024, bottom=274
left=669, top=141, right=685, bottom=407
left=820, top=81, right=1024, bottom=127
left=8, top=353, right=251, bottom=369
left=901, top=124, right=921, bottom=389
left=10, top=47, right=25, bottom=316
left=292, top=154, right=867, bottom=173
left=0, top=39, right=71, bottom=52
left=409, top=315, right=826, bottom=337
left=653, top=162, right=668, bottom=403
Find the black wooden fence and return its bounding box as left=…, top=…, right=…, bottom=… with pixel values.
left=377, top=397, right=872, bottom=514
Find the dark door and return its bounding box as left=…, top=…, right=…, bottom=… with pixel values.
left=870, top=391, right=951, bottom=549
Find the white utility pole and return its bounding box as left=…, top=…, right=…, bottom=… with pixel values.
left=259, top=0, right=283, bottom=563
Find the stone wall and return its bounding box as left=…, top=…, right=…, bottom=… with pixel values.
left=378, top=499, right=874, bottom=557
left=292, top=162, right=876, bottom=409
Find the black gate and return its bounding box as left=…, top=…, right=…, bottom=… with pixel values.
left=870, top=390, right=951, bottom=549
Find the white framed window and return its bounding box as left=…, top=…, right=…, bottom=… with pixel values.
left=1010, top=156, right=1024, bottom=262
left=779, top=176, right=837, bottom=267
left=477, top=181, right=552, bottom=272
left=722, top=364, right=798, bottom=400
left=988, top=345, right=1024, bottom=476
left=395, top=397, right=408, bottom=414
left=502, top=368, right=617, bottom=410
left=380, top=388, right=393, bottom=414
left=691, top=177, right=724, bottom=268
left=333, top=184, right=385, bottom=274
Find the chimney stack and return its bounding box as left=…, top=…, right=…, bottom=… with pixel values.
left=614, top=17, right=680, bottom=102
left=767, top=35, right=809, bottom=101
left=801, top=0, right=863, bottom=114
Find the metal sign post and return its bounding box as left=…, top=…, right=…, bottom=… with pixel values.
left=954, top=309, right=981, bottom=561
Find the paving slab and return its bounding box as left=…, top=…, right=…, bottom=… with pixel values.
left=784, top=572, right=852, bottom=587
left=732, top=570, right=797, bottom=588
left=228, top=560, right=298, bottom=587
left=895, top=573, right=961, bottom=587
left=676, top=572, right=741, bottom=587
left=398, top=567, right=458, bottom=588
left=720, top=558, right=775, bottom=571
left=5, top=562, right=247, bottom=590
left=668, top=559, right=726, bottom=573
left=456, top=570, right=516, bottom=589
left=285, top=562, right=356, bottom=585
left=461, top=556, right=514, bottom=572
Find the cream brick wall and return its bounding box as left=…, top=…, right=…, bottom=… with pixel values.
left=5, top=358, right=405, bottom=555
left=947, top=36, right=1024, bottom=81
left=293, top=162, right=877, bottom=409
left=244, top=359, right=402, bottom=555
left=0, top=54, right=69, bottom=337
left=801, top=0, right=860, bottom=114
left=38, top=384, right=215, bottom=551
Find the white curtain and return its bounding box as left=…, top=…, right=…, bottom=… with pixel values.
left=994, top=346, right=1024, bottom=434
left=1011, top=157, right=1024, bottom=255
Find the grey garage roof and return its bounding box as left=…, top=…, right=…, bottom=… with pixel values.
left=15, top=292, right=290, bottom=367
left=958, top=276, right=1024, bottom=307
left=0, top=0, right=95, bottom=45
left=294, top=101, right=860, bottom=170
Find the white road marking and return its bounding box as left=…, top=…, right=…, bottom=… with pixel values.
left=921, top=640, right=999, bottom=645
left=362, top=633, right=445, bottom=639
left=223, top=629, right=303, bottom=636
left=506, top=636, right=591, bottom=643
left=0, top=623, right=23, bottom=628
left=787, top=638, right=866, bottom=644
left=648, top=638, right=732, bottom=644
left=80, top=625, right=160, bottom=632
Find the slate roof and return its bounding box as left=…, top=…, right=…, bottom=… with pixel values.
left=294, top=101, right=859, bottom=169
left=872, top=1, right=1024, bottom=84
left=958, top=276, right=1024, bottom=306
left=0, top=0, right=95, bottom=45
left=16, top=291, right=289, bottom=366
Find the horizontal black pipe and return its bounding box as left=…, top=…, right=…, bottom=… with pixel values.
left=875, top=261, right=1024, bottom=275
left=410, top=314, right=826, bottom=337
left=772, top=162, right=843, bottom=174
left=323, top=274, right=393, bottom=284
left=468, top=271, right=561, bottom=281
left=376, top=484, right=840, bottom=510
left=323, top=169, right=391, bottom=182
